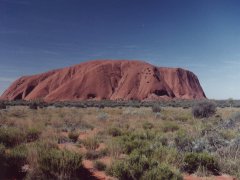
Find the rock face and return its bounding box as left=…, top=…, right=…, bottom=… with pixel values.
left=1, top=60, right=206, bottom=102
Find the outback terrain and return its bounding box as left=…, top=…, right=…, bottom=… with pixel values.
left=0, top=101, right=239, bottom=180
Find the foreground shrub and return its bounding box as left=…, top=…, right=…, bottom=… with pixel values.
left=192, top=101, right=216, bottom=118
left=107, top=152, right=183, bottom=180
left=0, top=127, right=26, bottom=147
left=183, top=152, right=220, bottom=175
left=39, top=149, right=83, bottom=179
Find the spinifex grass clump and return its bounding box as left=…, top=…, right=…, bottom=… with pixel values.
left=38, top=148, right=83, bottom=179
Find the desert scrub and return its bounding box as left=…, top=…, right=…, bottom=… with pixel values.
left=0, top=126, right=26, bottom=147
left=82, top=136, right=99, bottom=150
left=94, top=160, right=107, bottom=171
left=183, top=152, right=220, bottom=175
left=192, top=101, right=216, bottom=118
left=38, top=148, right=83, bottom=179
left=68, top=131, right=79, bottom=143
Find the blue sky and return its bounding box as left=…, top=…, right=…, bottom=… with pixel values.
left=1, top=0, right=240, bottom=99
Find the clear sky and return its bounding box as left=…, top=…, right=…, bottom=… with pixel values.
left=1, top=0, right=240, bottom=99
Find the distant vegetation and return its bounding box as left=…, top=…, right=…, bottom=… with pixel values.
left=1, top=99, right=240, bottom=109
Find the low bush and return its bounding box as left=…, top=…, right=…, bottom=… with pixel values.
left=183, top=152, right=220, bottom=175
left=192, top=101, right=216, bottom=118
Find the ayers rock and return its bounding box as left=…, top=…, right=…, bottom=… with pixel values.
left=1, top=60, right=206, bottom=102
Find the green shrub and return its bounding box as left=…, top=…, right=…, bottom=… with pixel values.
left=141, top=164, right=183, bottom=180
left=152, top=104, right=161, bottom=113
left=0, top=127, right=26, bottom=147
left=142, top=122, right=154, bottom=130
left=183, top=152, right=220, bottom=175
left=38, top=148, right=83, bottom=179
left=94, top=160, right=107, bottom=171
left=68, top=131, right=79, bottom=143
left=107, top=152, right=150, bottom=180
left=108, top=127, right=122, bottom=137
left=192, top=101, right=216, bottom=118
left=107, top=152, right=182, bottom=180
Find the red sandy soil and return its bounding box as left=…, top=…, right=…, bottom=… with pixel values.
left=1, top=60, right=206, bottom=102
